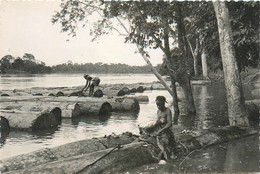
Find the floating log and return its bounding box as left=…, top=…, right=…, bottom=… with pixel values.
left=1, top=126, right=257, bottom=174
left=117, top=87, right=130, bottom=96
left=0, top=101, right=73, bottom=119
left=93, top=89, right=104, bottom=97
left=0, top=97, right=140, bottom=117
left=1, top=116, right=10, bottom=131
left=0, top=109, right=61, bottom=131
left=110, top=98, right=140, bottom=113
left=115, top=95, right=149, bottom=103
left=130, top=88, right=137, bottom=93
left=72, top=101, right=112, bottom=117
left=136, top=86, right=145, bottom=93
left=0, top=132, right=138, bottom=172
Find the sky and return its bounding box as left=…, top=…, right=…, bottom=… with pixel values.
left=0, top=0, right=164, bottom=66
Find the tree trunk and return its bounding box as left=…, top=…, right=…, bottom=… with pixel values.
left=169, top=76, right=180, bottom=124
left=213, top=1, right=249, bottom=126
left=201, top=47, right=209, bottom=80
left=176, top=2, right=196, bottom=117
left=187, top=39, right=199, bottom=76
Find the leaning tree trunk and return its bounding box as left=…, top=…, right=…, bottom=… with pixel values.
left=213, top=1, right=249, bottom=126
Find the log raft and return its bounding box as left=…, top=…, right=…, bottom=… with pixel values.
left=0, top=132, right=138, bottom=172
left=0, top=126, right=257, bottom=174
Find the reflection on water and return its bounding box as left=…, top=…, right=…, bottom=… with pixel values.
left=0, top=74, right=259, bottom=173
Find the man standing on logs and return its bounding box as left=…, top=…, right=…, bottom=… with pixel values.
left=140, top=96, right=176, bottom=163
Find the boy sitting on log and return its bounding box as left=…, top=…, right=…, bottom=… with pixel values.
left=139, top=96, right=176, bottom=163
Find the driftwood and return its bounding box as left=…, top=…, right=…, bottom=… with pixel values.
left=0, top=109, right=61, bottom=131
left=1, top=126, right=257, bottom=174
left=0, top=132, right=138, bottom=172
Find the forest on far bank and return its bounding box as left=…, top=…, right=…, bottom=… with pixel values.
left=0, top=53, right=153, bottom=74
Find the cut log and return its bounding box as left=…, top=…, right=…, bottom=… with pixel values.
left=2, top=142, right=157, bottom=174
left=116, top=95, right=149, bottom=103
left=1, top=126, right=257, bottom=174
left=0, top=109, right=61, bottom=131
left=0, top=116, right=10, bottom=131
left=110, top=98, right=140, bottom=113
left=72, top=101, right=112, bottom=117
left=0, top=132, right=138, bottom=172
left=136, top=86, right=145, bottom=93
left=0, top=101, right=73, bottom=119
left=117, top=87, right=130, bottom=96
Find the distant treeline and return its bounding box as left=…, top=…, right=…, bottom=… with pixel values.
left=52, top=62, right=153, bottom=74
left=0, top=54, right=52, bottom=74
left=0, top=54, right=156, bottom=74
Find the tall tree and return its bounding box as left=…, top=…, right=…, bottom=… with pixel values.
left=213, top=1, right=249, bottom=126
left=52, top=1, right=198, bottom=123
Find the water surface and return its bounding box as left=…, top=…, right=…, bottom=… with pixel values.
left=0, top=74, right=259, bottom=173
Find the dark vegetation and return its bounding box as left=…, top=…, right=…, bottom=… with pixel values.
left=0, top=54, right=155, bottom=74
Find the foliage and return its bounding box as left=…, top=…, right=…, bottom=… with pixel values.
left=52, top=62, right=152, bottom=74
left=0, top=54, right=52, bottom=74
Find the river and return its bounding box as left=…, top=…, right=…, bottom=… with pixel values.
left=0, top=73, right=259, bottom=173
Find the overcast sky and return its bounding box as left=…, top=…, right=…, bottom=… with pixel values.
left=0, top=0, right=164, bottom=66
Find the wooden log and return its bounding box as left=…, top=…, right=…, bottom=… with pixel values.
left=2, top=126, right=257, bottom=174
left=117, top=87, right=130, bottom=96
left=110, top=98, right=140, bottom=113
left=0, top=110, right=60, bottom=131
left=0, top=133, right=138, bottom=172
left=116, top=95, right=149, bottom=103
left=1, top=116, right=10, bottom=131
left=0, top=101, right=72, bottom=119
left=72, top=101, right=112, bottom=117
left=2, top=142, right=157, bottom=174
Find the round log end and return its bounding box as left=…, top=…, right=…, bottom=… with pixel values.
left=99, top=102, right=112, bottom=116
left=117, top=87, right=130, bottom=96
left=93, top=89, right=104, bottom=98
left=1, top=94, right=10, bottom=97
left=32, top=112, right=59, bottom=130
left=136, top=86, right=145, bottom=93
left=122, top=98, right=140, bottom=114
left=51, top=107, right=62, bottom=124
left=130, top=88, right=137, bottom=93
left=56, top=91, right=65, bottom=97
left=72, top=103, right=81, bottom=118
left=1, top=116, right=10, bottom=132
